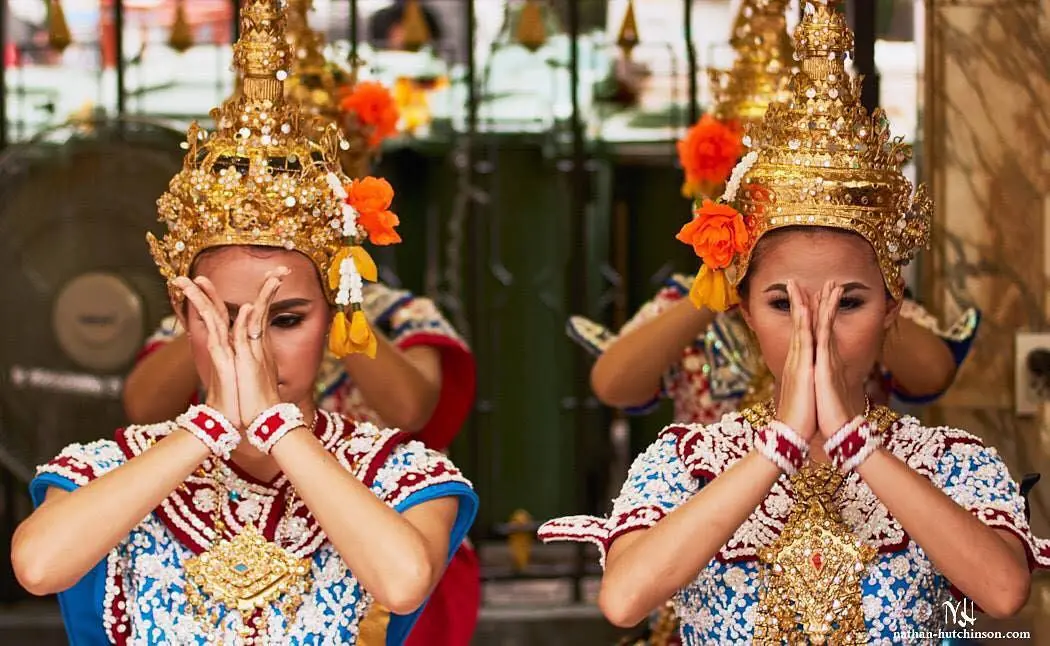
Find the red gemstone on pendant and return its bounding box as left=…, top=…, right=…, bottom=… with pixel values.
left=811, top=552, right=824, bottom=570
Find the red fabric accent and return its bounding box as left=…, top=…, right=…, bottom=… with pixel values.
left=395, top=333, right=476, bottom=451
left=406, top=543, right=480, bottom=646
left=361, top=430, right=414, bottom=488
left=255, top=412, right=283, bottom=442
left=188, top=410, right=226, bottom=443
left=50, top=455, right=97, bottom=484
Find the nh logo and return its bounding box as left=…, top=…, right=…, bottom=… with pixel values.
left=943, top=597, right=977, bottom=628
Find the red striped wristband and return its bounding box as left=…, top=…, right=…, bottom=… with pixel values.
left=755, top=421, right=809, bottom=475
left=824, top=416, right=880, bottom=472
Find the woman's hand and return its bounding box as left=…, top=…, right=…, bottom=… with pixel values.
left=777, top=280, right=817, bottom=440
left=174, top=276, right=240, bottom=428
left=814, top=281, right=855, bottom=438
left=233, top=267, right=288, bottom=424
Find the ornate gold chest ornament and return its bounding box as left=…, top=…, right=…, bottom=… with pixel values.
left=181, top=420, right=320, bottom=642
left=184, top=523, right=311, bottom=642
left=753, top=464, right=874, bottom=644
left=743, top=401, right=897, bottom=644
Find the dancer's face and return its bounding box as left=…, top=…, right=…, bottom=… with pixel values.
left=184, top=246, right=329, bottom=406
left=739, top=228, right=899, bottom=392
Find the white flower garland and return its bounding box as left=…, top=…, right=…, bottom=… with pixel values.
left=720, top=151, right=759, bottom=204
left=328, top=172, right=364, bottom=309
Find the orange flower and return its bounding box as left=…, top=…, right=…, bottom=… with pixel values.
left=676, top=200, right=749, bottom=269
left=347, top=176, right=401, bottom=245
left=676, top=115, right=744, bottom=198
left=339, top=81, right=400, bottom=148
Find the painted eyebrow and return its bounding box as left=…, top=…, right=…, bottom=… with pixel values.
left=221, top=298, right=313, bottom=315
left=763, top=282, right=870, bottom=293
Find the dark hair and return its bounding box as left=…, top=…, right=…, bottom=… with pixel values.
left=737, top=226, right=875, bottom=300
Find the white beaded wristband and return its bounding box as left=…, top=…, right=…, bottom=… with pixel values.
left=824, top=416, right=880, bottom=472
left=176, top=404, right=241, bottom=459
left=246, top=403, right=306, bottom=454
left=755, top=421, right=809, bottom=475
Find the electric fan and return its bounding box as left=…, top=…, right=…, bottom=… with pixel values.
left=0, top=117, right=185, bottom=481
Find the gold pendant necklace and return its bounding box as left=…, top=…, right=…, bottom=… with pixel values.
left=184, top=524, right=311, bottom=642
left=183, top=424, right=316, bottom=643
left=742, top=399, right=896, bottom=644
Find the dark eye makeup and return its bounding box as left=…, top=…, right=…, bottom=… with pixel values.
left=764, top=293, right=866, bottom=312
left=270, top=313, right=305, bottom=329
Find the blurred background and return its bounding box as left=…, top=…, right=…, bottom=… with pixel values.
left=0, top=0, right=1045, bottom=643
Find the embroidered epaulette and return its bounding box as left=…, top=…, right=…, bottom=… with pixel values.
left=334, top=422, right=472, bottom=508
left=362, top=282, right=413, bottom=326
left=36, top=438, right=128, bottom=487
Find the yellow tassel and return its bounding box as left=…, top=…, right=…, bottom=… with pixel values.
left=328, top=246, right=378, bottom=293
left=168, top=0, right=194, bottom=53
left=328, top=311, right=352, bottom=357
left=516, top=0, right=547, bottom=52
left=48, top=0, right=72, bottom=53
left=328, top=248, right=350, bottom=291
left=400, top=0, right=432, bottom=52
left=350, top=247, right=378, bottom=282
left=350, top=310, right=378, bottom=358
left=327, top=309, right=379, bottom=358
left=689, top=265, right=739, bottom=312
left=617, top=0, right=639, bottom=57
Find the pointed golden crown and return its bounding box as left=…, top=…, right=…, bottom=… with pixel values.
left=285, top=0, right=353, bottom=121
left=729, top=0, right=931, bottom=298
left=149, top=0, right=349, bottom=299
left=283, top=0, right=375, bottom=178
left=708, top=0, right=795, bottom=123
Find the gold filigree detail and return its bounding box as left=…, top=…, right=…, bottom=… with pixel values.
left=709, top=0, right=795, bottom=124
left=729, top=0, right=932, bottom=299
left=284, top=0, right=372, bottom=177
left=184, top=524, right=312, bottom=639
left=754, top=463, right=875, bottom=644
left=741, top=399, right=898, bottom=435
left=740, top=397, right=895, bottom=643
left=148, top=0, right=350, bottom=302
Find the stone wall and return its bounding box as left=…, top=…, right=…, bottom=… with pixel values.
left=924, top=0, right=1050, bottom=636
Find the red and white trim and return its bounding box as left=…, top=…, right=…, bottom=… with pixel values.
left=754, top=420, right=809, bottom=475
left=246, top=403, right=307, bottom=454
left=824, top=416, right=880, bottom=472
left=175, top=404, right=240, bottom=459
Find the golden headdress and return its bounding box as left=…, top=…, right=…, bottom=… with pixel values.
left=677, top=0, right=794, bottom=199
left=677, top=0, right=931, bottom=311
left=708, top=0, right=795, bottom=123
left=149, top=0, right=401, bottom=358
left=284, top=0, right=398, bottom=179
left=285, top=0, right=352, bottom=122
